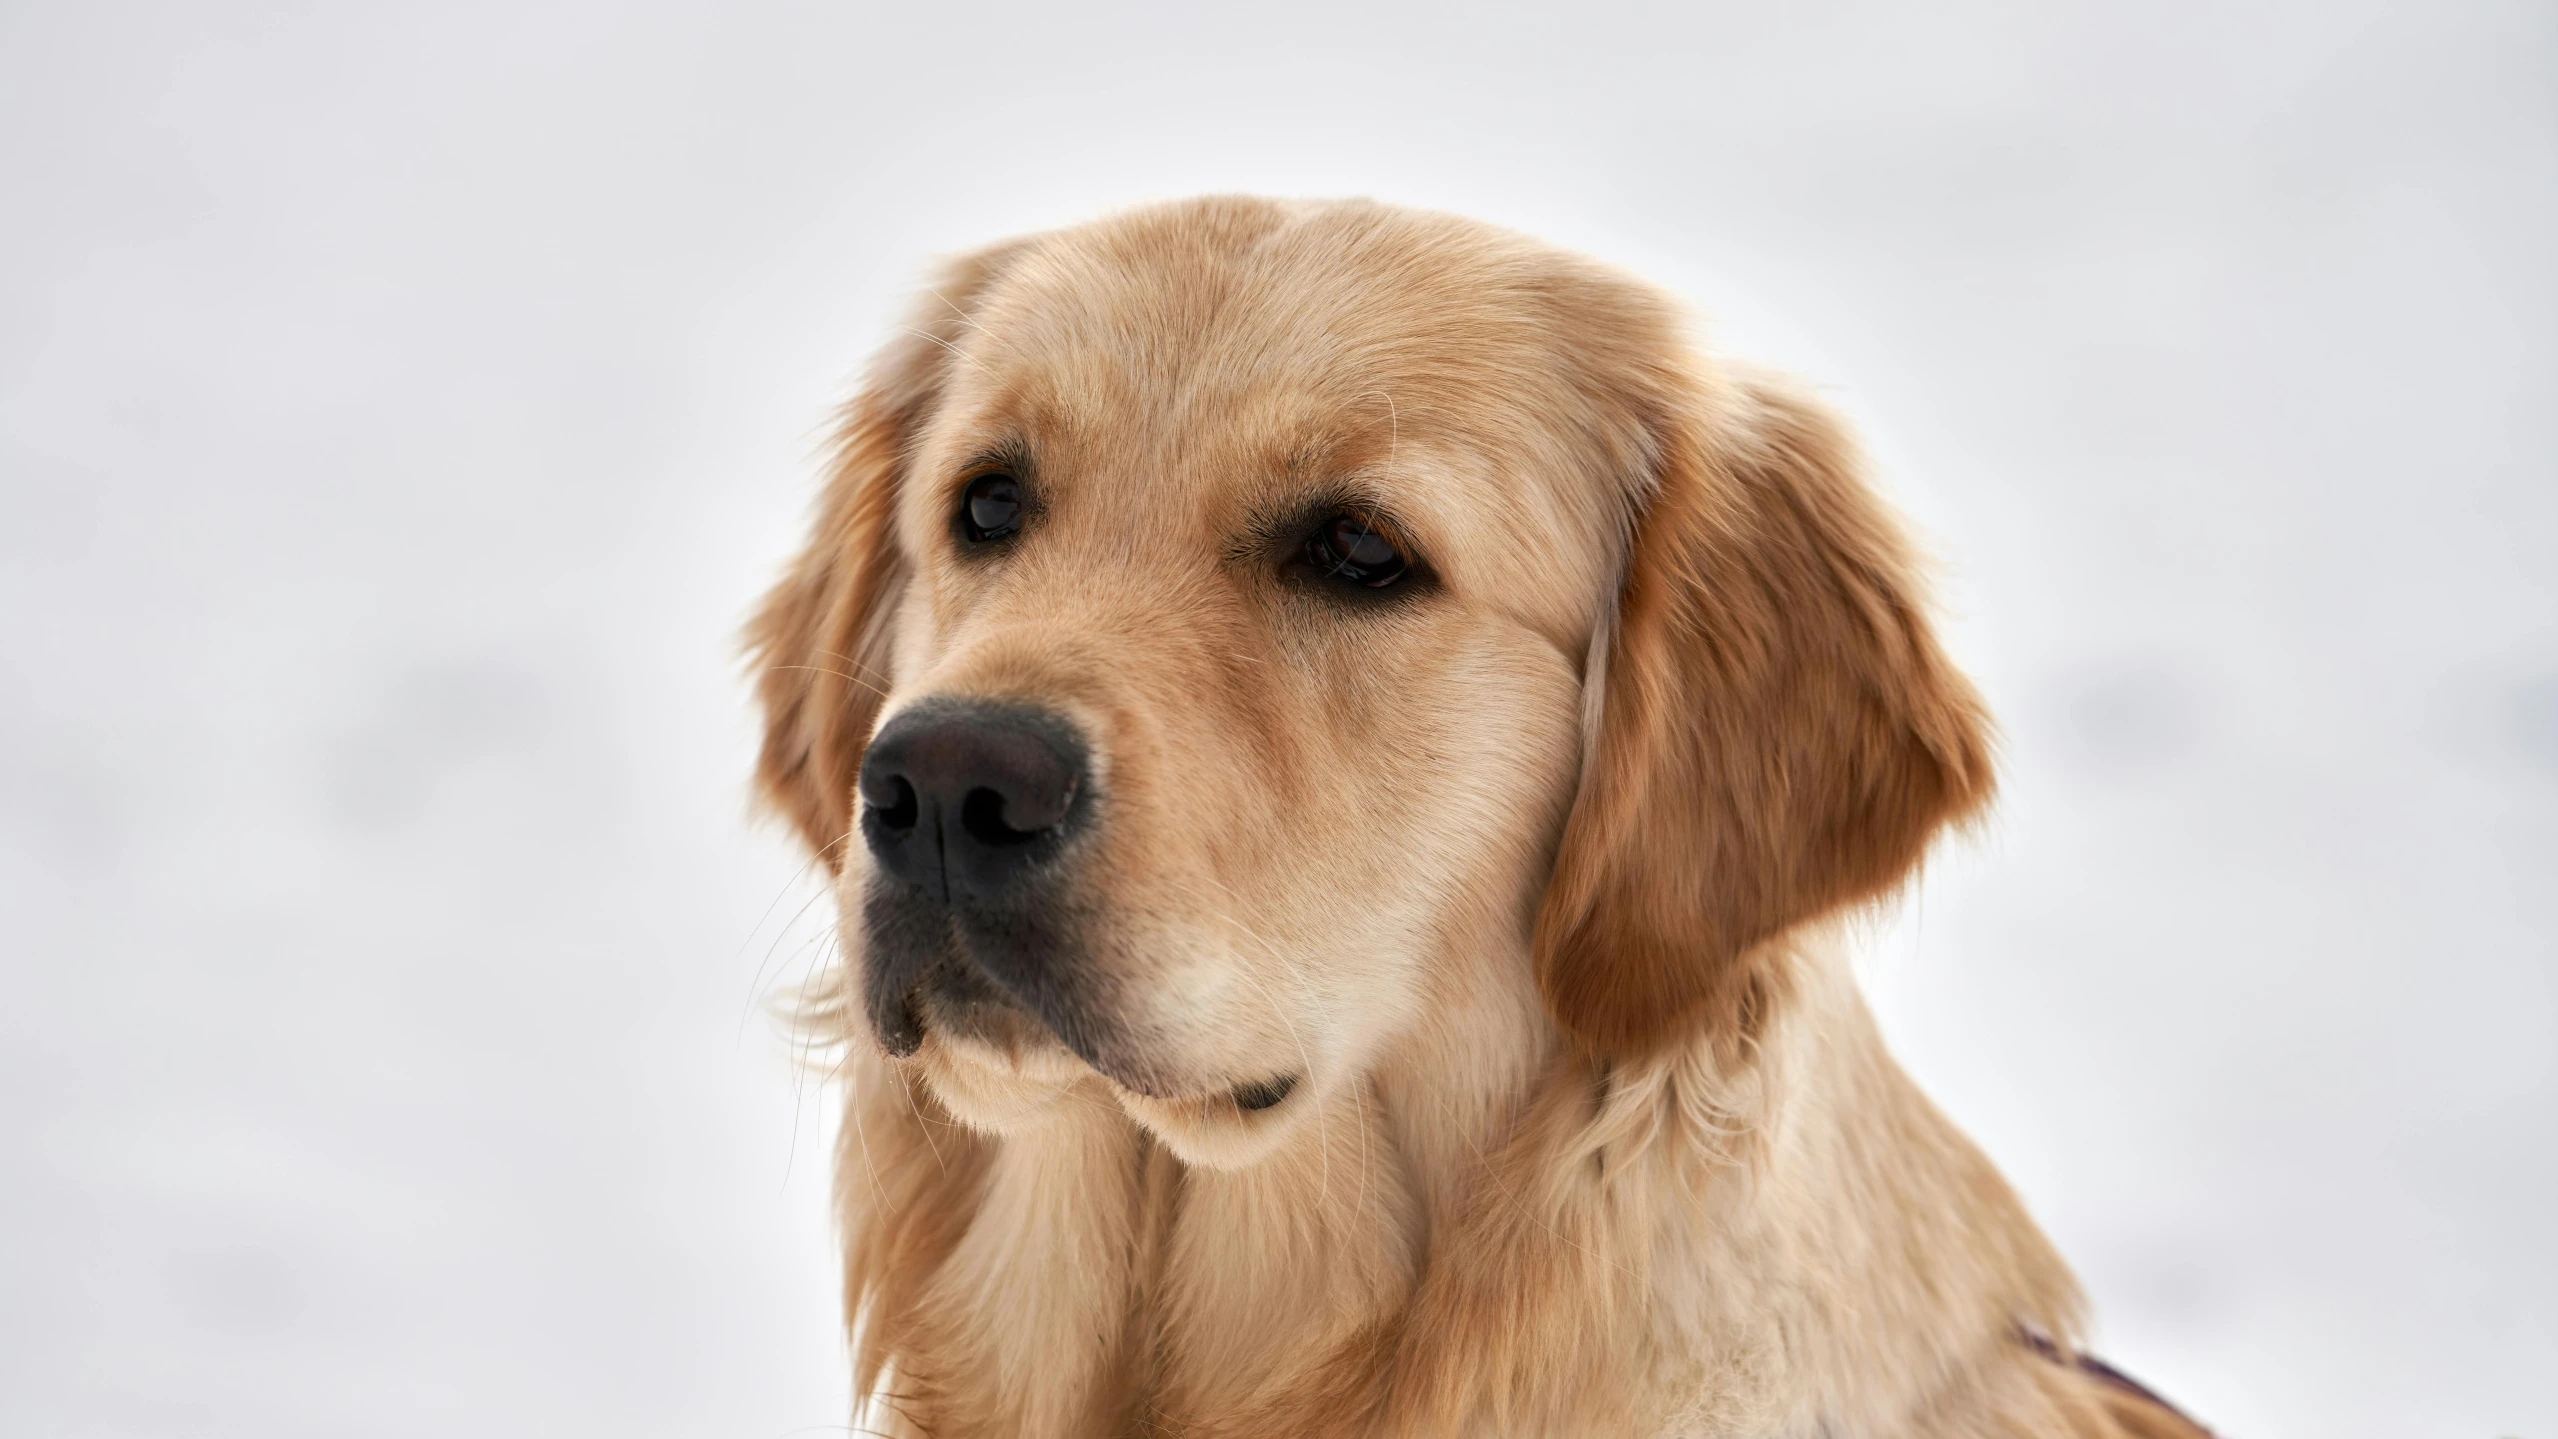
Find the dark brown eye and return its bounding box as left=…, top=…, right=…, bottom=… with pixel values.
left=961, top=473, right=1022, bottom=543
left=1305, top=513, right=1409, bottom=588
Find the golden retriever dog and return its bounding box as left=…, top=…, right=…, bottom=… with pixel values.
left=747, top=196, right=2210, bottom=1438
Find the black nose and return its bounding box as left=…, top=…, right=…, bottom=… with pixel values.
left=857, top=700, right=1091, bottom=906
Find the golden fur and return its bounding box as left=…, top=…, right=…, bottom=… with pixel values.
left=747, top=197, right=2205, bottom=1437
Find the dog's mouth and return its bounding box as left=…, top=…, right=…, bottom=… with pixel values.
left=916, top=979, right=1302, bottom=1116
left=862, top=867, right=1117, bottom=1060
left=876, top=904, right=1303, bottom=1118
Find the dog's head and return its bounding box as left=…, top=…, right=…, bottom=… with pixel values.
left=750, top=198, right=1991, bottom=1166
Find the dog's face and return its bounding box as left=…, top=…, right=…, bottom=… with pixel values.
left=752, top=199, right=1994, bottom=1167
left=853, top=209, right=1623, bottom=1156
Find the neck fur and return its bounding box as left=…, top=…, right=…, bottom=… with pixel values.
left=833, top=928, right=2084, bottom=1438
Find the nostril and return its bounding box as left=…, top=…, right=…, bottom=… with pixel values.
left=868, top=775, right=919, bottom=833
left=959, top=787, right=1052, bottom=847
left=856, top=701, right=1089, bottom=896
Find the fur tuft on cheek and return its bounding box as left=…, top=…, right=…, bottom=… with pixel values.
left=744, top=242, right=1030, bottom=870
left=1532, top=368, right=1996, bottom=1061
left=745, top=396, right=911, bottom=868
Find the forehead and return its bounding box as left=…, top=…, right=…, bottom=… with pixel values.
left=912, top=204, right=1656, bottom=597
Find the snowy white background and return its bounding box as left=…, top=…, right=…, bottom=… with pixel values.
left=3, top=2, right=2552, bottom=1435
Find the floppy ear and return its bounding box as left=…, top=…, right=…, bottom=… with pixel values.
left=745, top=243, right=1024, bottom=868
left=1531, top=367, right=1996, bottom=1058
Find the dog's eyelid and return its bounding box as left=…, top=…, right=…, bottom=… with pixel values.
left=1243, top=483, right=1427, bottom=553
left=949, top=441, right=1034, bottom=489
left=1338, top=504, right=1421, bottom=558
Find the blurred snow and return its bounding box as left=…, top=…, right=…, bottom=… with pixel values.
left=1, top=2, right=2550, bottom=1435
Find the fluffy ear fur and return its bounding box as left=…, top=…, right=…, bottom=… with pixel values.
left=1532, top=367, right=1996, bottom=1058
left=745, top=244, right=1024, bottom=866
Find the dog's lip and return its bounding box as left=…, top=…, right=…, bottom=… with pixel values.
left=1107, top=1071, right=1302, bottom=1116
left=912, top=1000, right=1178, bottom=1097
left=902, top=973, right=1303, bottom=1114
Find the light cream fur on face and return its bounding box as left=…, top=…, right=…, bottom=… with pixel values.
left=748, top=197, right=2209, bottom=1439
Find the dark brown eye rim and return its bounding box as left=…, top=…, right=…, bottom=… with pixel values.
left=958, top=472, right=1024, bottom=543
left=1295, top=511, right=1420, bottom=591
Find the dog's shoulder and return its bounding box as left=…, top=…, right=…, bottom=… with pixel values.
left=2025, top=1338, right=2216, bottom=1439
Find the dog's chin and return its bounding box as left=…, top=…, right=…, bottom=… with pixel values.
left=912, top=1028, right=1096, bottom=1133
left=913, top=1027, right=1316, bottom=1167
